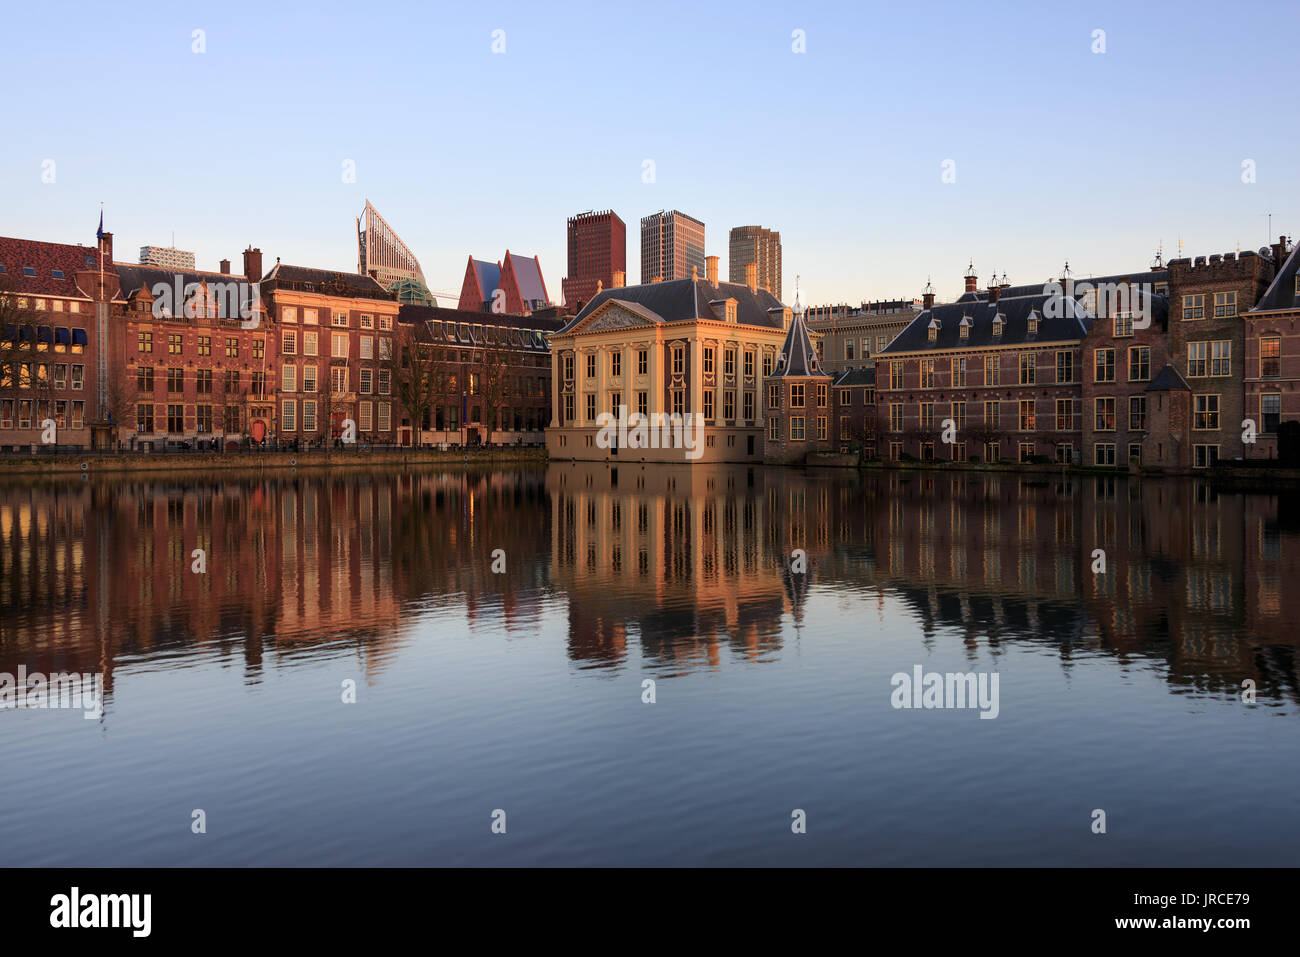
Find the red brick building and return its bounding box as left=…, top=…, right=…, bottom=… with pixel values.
left=111, top=247, right=271, bottom=449
left=764, top=300, right=833, bottom=464
left=562, top=210, right=626, bottom=311
left=1244, top=237, right=1300, bottom=460
left=258, top=261, right=401, bottom=446
left=1166, top=249, right=1276, bottom=466
left=876, top=268, right=1092, bottom=464
left=397, top=304, right=559, bottom=446
left=1078, top=275, right=1172, bottom=467
left=0, top=234, right=104, bottom=449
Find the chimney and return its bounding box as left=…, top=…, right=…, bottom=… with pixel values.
left=922, top=280, right=935, bottom=311
left=987, top=282, right=1001, bottom=304
left=98, top=231, right=114, bottom=265
left=705, top=255, right=719, bottom=285
left=220, top=258, right=231, bottom=275
left=243, top=246, right=263, bottom=282
left=612, top=270, right=625, bottom=288
left=692, top=265, right=699, bottom=281
left=963, top=261, right=978, bottom=294
left=596, top=280, right=603, bottom=295
left=1273, top=235, right=1289, bottom=265
left=745, top=262, right=758, bottom=292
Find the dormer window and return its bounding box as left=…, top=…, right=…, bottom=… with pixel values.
left=959, top=316, right=971, bottom=339
left=726, top=301, right=737, bottom=323
left=927, top=318, right=939, bottom=342
left=993, top=315, right=1004, bottom=336
left=1027, top=311, right=1039, bottom=335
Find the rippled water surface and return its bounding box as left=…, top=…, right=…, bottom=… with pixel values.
left=0, top=465, right=1296, bottom=866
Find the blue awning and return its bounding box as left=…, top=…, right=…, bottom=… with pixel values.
left=72, top=328, right=89, bottom=346
left=55, top=327, right=71, bottom=345
left=37, top=326, right=53, bottom=342
left=19, top=326, right=35, bottom=342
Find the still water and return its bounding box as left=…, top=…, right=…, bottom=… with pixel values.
left=0, top=465, right=1296, bottom=866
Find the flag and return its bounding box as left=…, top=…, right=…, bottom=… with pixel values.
left=96, top=210, right=103, bottom=242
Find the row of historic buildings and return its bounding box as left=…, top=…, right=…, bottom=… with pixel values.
left=546, top=236, right=1300, bottom=470
left=0, top=229, right=561, bottom=450
left=871, top=242, right=1298, bottom=469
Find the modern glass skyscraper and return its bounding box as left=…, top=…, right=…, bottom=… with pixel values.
left=729, top=225, right=782, bottom=301
left=640, top=210, right=705, bottom=284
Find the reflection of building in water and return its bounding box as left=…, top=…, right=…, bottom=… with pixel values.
left=2, top=469, right=1298, bottom=705
left=546, top=463, right=831, bottom=668
left=0, top=471, right=552, bottom=698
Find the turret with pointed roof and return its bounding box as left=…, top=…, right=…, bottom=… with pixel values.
left=765, top=278, right=833, bottom=463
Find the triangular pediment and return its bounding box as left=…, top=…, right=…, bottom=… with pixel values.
left=571, top=298, right=663, bottom=334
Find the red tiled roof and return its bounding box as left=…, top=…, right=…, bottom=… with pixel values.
left=0, top=236, right=108, bottom=298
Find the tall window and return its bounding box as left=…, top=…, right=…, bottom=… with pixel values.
left=1261, top=336, right=1281, bottom=377
left=1094, top=348, right=1115, bottom=383
left=790, top=384, right=805, bottom=408
left=984, top=400, right=1000, bottom=428
left=954, top=356, right=967, bottom=387
left=921, top=358, right=935, bottom=388
left=1183, top=294, right=1204, bottom=319
left=984, top=355, right=999, bottom=386
left=1018, top=399, right=1035, bottom=431
left=1210, top=341, right=1231, bottom=377
left=1129, top=395, right=1147, bottom=431
left=1094, top=396, right=1115, bottom=431
left=1019, top=353, right=1036, bottom=385
left=1128, top=346, right=1150, bottom=381
left=1187, top=341, right=1208, bottom=377
left=1262, top=394, right=1281, bottom=434
left=1193, top=394, right=1220, bottom=430
left=889, top=361, right=904, bottom=390
left=1056, top=351, right=1073, bottom=383
left=637, top=349, right=647, bottom=375
left=1213, top=292, right=1236, bottom=317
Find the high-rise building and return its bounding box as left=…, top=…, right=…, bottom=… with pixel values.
left=139, top=245, right=196, bottom=270
left=562, top=210, right=626, bottom=309
left=640, top=210, right=705, bottom=283
left=356, top=200, right=436, bottom=306
left=729, top=225, right=781, bottom=300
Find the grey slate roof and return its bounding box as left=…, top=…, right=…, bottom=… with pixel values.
left=114, top=263, right=249, bottom=299
left=975, top=269, right=1169, bottom=303
left=880, top=291, right=1091, bottom=354
left=1252, top=244, right=1300, bottom=313
left=1146, top=364, right=1191, bottom=392
left=264, top=263, right=392, bottom=299
left=399, top=303, right=565, bottom=333
left=770, top=309, right=828, bottom=379
left=559, top=277, right=786, bottom=333
left=832, top=367, right=876, bottom=387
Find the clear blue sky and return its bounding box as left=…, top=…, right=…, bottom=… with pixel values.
left=1, top=0, right=1295, bottom=306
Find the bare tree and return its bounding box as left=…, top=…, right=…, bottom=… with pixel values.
left=472, top=340, right=513, bottom=444
left=388, top=332, right=439, bottom=447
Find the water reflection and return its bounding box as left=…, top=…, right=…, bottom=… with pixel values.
left=1, top=465, right=1297, bottom=711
